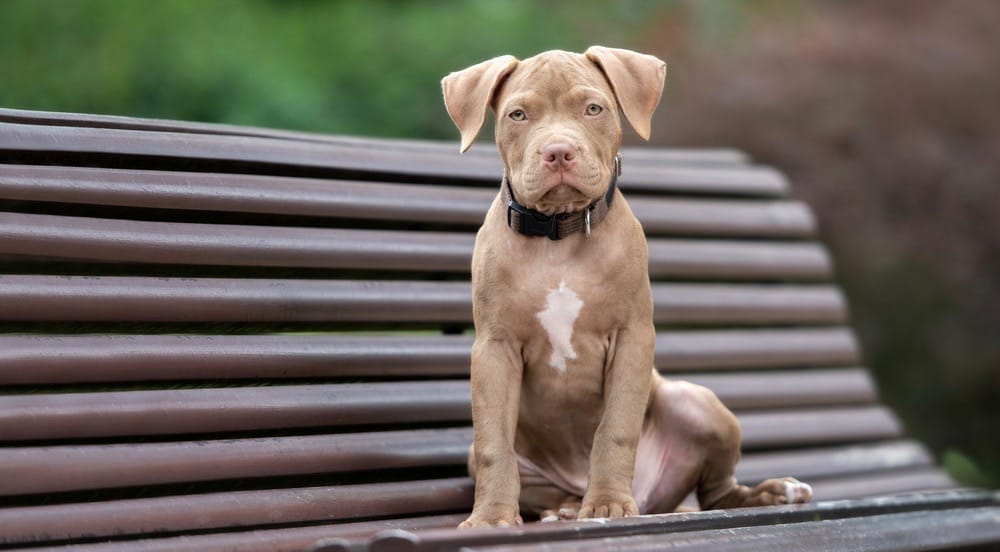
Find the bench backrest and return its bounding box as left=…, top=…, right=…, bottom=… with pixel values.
left=0, top=108, right=954, bottom=550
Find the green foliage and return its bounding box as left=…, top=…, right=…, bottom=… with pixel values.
left=943, top=449, right=992, bottom=489
left=0, top=0, right=674, bottom=138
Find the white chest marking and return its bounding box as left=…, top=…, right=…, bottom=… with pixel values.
left=536, top=280, right=583, bottom=373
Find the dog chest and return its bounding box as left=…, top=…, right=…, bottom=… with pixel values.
left=536, top=279, right=584, bottom=373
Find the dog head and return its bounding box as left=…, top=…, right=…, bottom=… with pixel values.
left=442, top=46, right=666, bottom=215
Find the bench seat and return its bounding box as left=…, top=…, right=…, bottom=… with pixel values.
left=0, top=107, right=991, bottom=550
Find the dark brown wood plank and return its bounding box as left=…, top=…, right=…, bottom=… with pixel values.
left=0, top=334, right=475, bottom=384
left=665, top=506, right=1000, bottom=552
left=683, top=368, right=875, bottom=410
left=0, top=122, right=786, bottom=195
left=0, top=328, right=861, bottom=385
left=654, top=327, right=860, bottom=370
left=456, top=503, right=998, bottom=552
left=0, top=381, right=473, bottom=441
left=7, top=478, right=964, bottom=552
left=334, top=489, right=992, bottom=552
left=0, top=468, right=959, bottom=548
left=0, top=376, right=894, bottom=442
left=733, top=439, right=933, bottom=485
left=0, top=211, right=476, bottom=272
left=0, top=427, right=473, bottom=496
left=646, top=238, right=831, bottom=280
left=630, top=197, right=815, bottom=238
left=0, top=108, right=751, bottom=166
left=806, top=468, right=959, bottom=502
left=736, top=406, right=901, bottom=448
left=0, top=276, right=846, bottom=325
left=0, top=434, right=923, bottom=498
left=0, top=211, right=832, bottom=279
left=0, top=164, right=493, bottom=226
left=0, top=477, right=476, bottom=547
left=653, top=283, right=844, bottom=324
left=0, top=165, right=815, bottom=237
left=1, top=277, right=479, bottom=324
left=11, top=514, right=468, bottom=552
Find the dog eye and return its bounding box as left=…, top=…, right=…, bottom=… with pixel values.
left=586, top=104, right=603, bottom=116
left=509, top=109, right=526, bottom=121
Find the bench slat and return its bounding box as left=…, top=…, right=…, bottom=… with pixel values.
left=24, top=515, right=470, bottom=552
left=455, top=498, right=993, bottom=552
left=806, top=468, right=959, bottom=503
left=733, top=439, right=933, bottom=484
left=655, top=327, right=859, bottom=370
left=683, top=368, right=876, bottom=409
left=0, top=165, right=815, bottom=237
left=0, top=375, right=896, bottom=441
left=0, top=427, right=472, bottom=496
left=0, top=276, right=846, bottom=325
left=351, top=489, right=989, bottom=552
left=737, top=406, right=901, bottom=448
left=0, top=477, right=476, bottom=547
left=0, top=108, right=751, bottom=166
left=0, top=435, right=925, bottom=498
left=0, top=328, right=861, bottom=385
left=0, top=469, right=962, bottom=548
left=14, top=514, right=470, bottom=552
left=0, top=212, right=832, bottom=279
left=673, top=506, right=1000, bottom=552
left=40, top=491, right=990, bottom=552
left=0, top=123, right=788, bottom=195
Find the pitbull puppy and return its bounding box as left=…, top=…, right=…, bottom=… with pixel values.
left=442, top=46, right=812, bottom=528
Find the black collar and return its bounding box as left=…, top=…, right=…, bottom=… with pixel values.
left=503, top=152, right=621, bottom=241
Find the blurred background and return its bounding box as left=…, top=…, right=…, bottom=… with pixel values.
left=1, top=0, right=996, bottom=488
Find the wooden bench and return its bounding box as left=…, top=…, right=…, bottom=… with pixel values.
left=0, top=108, right=996, bottom=551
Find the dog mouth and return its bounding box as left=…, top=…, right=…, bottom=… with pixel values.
left=522, top=163, right=612, bottom=214
left=536, top=181, right=591, bottom=214
left=514, top=156, right=607, bottom=215
left=542, top=181, right=585, bottom=200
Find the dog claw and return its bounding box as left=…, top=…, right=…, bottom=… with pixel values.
left=578, top=496, right=639, bottom=520
left=742, top=477, right=813, bottom=506
left=784, top=480, right=813, bottom=503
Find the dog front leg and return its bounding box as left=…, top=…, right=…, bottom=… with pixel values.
left=578, top=322, right=655, bottom=519
left=459, top=335, right=524, bottom=528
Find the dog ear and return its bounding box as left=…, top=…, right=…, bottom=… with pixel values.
left=584, top=46, right=666, bottom=141
left=442, top=55, right=519, bottom=153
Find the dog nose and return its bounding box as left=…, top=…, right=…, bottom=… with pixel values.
left=542, top=143, right=577, bottom=171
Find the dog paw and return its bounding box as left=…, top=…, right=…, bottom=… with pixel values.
left=540, top=501, right=582, bottom=522
left=457, top=508, right=523, bottom=529
left=578, top=494, right=639, bottom=519
left=749, top=477, right=813, bottom=506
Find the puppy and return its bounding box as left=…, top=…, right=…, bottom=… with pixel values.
left=442, top=46, right=812, bottom=528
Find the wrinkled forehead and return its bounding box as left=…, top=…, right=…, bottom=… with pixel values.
left=494, top=50, right=614, bottom=107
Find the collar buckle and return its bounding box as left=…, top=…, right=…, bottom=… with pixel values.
left=507, top=198, right=564, bottom=240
